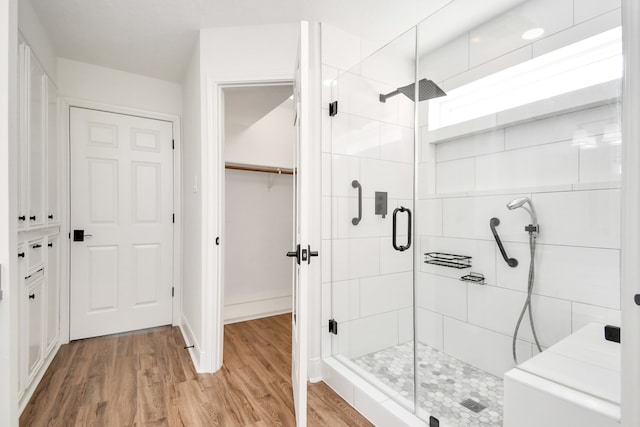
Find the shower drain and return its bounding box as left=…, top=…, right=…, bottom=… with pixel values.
left=460, top=398, right=486, bottom=413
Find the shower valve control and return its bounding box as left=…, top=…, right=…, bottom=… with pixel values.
left=525, top=224, right=539, bottom=233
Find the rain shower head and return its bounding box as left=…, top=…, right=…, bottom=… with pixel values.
left=379, top=78, right=446, bottom=103
left=507, top=197, right=538, bottom=230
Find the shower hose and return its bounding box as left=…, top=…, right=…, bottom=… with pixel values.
left=512, top=232, right=543, bottom=364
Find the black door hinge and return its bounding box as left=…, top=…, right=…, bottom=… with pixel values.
left=172, top=139, right=175, bottom=150
left=328, top=319, right=338, bottom=335
left=172, top=213, right=175, bottom=223
left=329, top=101, right=338, bottom=117
left=172, top=287, right=175, bottom=297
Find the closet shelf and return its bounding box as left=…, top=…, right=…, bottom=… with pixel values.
left=424, top=252, right=471, bottom=269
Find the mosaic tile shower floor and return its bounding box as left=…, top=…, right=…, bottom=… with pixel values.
left=354, top=342, right=504, bottom=426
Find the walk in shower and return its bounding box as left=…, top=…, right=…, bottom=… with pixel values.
left=322, top=0, right=623, bottom=425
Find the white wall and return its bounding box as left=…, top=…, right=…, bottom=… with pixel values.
left=180, top=39, right=204, bottom=366
left=225, top=99, right=294, bottom=169
left=415, top=0, right=623, bottom=378
left=18, top=0, right=56, bottom=81
left=0, top=0, right=19, bottom=425
left=224, top=169, right=293, bottom=322
left=58, top=58, right=182, bottom=115
left=190, top=23, right=298, bottom=372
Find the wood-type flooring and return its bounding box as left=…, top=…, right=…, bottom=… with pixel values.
left=20, top=313, right=374, bottom=427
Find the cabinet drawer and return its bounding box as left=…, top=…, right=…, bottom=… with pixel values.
left=25, top=267, right=44, bottom=287
left=27, top=239, right=45, bottom=272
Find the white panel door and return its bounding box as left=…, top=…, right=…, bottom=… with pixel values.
left=289, top=21, right=317, bottom=427
left=70, top=107, right=174, bottom=340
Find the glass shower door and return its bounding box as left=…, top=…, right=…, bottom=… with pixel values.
left=327, top=27, right=418, bottom=410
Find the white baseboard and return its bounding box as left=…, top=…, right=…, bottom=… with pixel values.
left=179, top=314, right=205, bottom=372
left=224, top=296, right=291, bottom=324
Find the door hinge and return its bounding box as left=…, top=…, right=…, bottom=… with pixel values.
left=328, top=319, right=338, bottom=335
left=172, top=213, right=175, bottom=223
left=68, top=232, right=71, bottom=239
left=329, top=101, right=338, bottom=117
left=172, top=139, right=175, bottom=150
left=172, top=287, right=175, bottom=297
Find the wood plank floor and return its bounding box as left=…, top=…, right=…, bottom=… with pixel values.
left=20, top=314, right=374, bottom=427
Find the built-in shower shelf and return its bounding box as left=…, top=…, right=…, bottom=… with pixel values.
left=424, top=252, right=471, bottom=269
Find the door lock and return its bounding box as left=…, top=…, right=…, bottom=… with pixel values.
left=286, top=244, right=318, bottom=265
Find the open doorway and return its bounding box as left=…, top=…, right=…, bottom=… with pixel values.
left=221, top=83, right=295, bottom=324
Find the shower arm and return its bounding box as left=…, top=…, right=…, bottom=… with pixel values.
left=490, top=217, right=518, bottom=268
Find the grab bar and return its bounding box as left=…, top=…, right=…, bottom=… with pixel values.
left=490, top=217, right=518, bottom=267
left=392, top=206, right=412, bottom=251
left=352, top=180, right=362, bottom=225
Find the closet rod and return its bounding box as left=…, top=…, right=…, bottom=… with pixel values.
left=225, top=162, right=294, bottom=175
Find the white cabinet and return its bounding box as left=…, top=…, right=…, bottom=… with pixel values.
left=28, top=51, right=46, bottom=228
left=46, top=235, right=60, bottom=351
left=18, top=43, right=60, bottom=230
left=18, top=234, right=60, bottom=404
left=25, top=269, right=45, bottom=382
left=47, top=83, right=59, bottom=224
left=17, top=38, right=62, bottom=409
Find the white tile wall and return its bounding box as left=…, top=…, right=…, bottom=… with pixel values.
left=579, top=136, right=622, bottom=184
left=436, top=158, right=475, bottom=194
left=330, top=154, right=360, bottom=197
left=350, top=311, right=399, bottom=358
left=436, top=129, right=505, bottom=162
left=419, top=34, right=469, bottom=84
left=442, top=193, right=533, bottom=243
left=332, top=113, right=381, bottom=158
left=332, top=237, right=380, bottom=282
left=332, top=279, right=361, bottom=322
left=444, top=317, right=532, bottom=377
left=380, top=123, right=413, bottom=163
left=415, top=198, right=443, bottom=237
left=496, top=242, right=620, bottom=309
left=398, top=307, right=414, bottom=344
left=360, top=272, right=412, bottom=317
left=475, top=142, right=579, bottom=191
left=571, top=302, right=621, bottom=331
left=467, top=284, right=572, bottom=348
left=533, top=9, right=621, bottom=57
left=361, top=158, right=414, bottom=200
left=504, top=104, right=620, bottom=151
left=379, top=237, right=413, bottom=274
left=416, top=308, right=444, bottom=351
left=336, top=197, right=388, bottom=239
left=415, top=272, right=468, bottom=321
left=469, top=0, right=573, bottom=67
left=574, top=0, right=621, bottom=24
left=338, top=72, right=399, bottom=124
left=534, top=189, right=620, bottom=248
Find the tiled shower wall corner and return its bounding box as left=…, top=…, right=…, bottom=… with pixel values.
left=416, top=0, right=622, bottom=378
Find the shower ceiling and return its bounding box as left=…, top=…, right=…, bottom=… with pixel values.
left=24, top=0, right=525, bottom=82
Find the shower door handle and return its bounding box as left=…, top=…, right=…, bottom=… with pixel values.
left=352, top=180, right=362, bottom=225
left=490, top=217, right=518, bottom=267
left=392, top=206, right=411, bottom=252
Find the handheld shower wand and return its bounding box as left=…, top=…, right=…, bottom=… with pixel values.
left=506, top=197, right=539, bottom=236
left=507, top=196, right=542, bottom=364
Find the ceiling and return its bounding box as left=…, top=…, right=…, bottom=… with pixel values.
left=25, top=0, right=525, bottom=83
left=224, top=84, right=292, bottom=130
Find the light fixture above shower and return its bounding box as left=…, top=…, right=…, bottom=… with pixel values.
left=379, top=78, right=446, bottom=103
